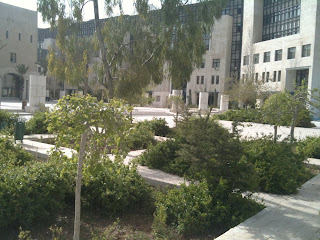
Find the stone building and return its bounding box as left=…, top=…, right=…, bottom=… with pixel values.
left=0, top=2, right=38, bottom=100
left=241, top=0, right=320, bottom=116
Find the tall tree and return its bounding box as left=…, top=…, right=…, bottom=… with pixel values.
left=14, top=64, right=29, bottom=100
left=48, top=34, right=95, bottom=95
left=38, top=0, right=228, bottom=100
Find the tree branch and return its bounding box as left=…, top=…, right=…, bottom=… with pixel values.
left=137, top=41, right=163, bottom=70
left=80, top=0, right=93, bottom=12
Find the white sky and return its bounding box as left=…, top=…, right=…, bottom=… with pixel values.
left=0, top=0, right=161, bottom=28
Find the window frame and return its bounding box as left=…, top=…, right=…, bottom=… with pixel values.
left=10, top=52, right=16, bottom=63
left=264, top=51, right=271, bottom=62
left=212, top=59, right=220, bottom=69
left=302, top=44, right=311, bottom=57
left=288, top=47, right=296, bottom=59
left=253, top=54, right=259, bottom=64
left=275, top=49, right=282, bottom=61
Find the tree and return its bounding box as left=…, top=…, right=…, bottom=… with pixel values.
left=225, top=74, right=269, bottom=109
left=48, top=29, right=97, bottom=95
left=262, top=92, right=292, bottom=143
left=14, top=64, right=29, bottom=100
left=47, top=95, right=132, bottom=240
left=38, top=0, right=229, bottom=100
left=262, top=84, right=320, bottom=143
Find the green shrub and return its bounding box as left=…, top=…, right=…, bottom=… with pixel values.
left=296, top=108, right=315, bottom=128
left=0, top=161, right=72, bottom=228
left=136, top=119, right=171, bottom=137
left=297, top=136, right=320, bottom=159
left=243, top=138, right=309, bottom=194
left=25, top=111, right=49, bottom=135
left=138, top=139, right=185, bottom=175
left=0, top=110, right=17, bottom=133
left=126, top=124, right=156, bottom=150
left=153, top=182, right=264, bottom=237
left=0, top=136, right=33, bottom=167
left=175, top=117, right=256, bottom=192
left=154, top=182, right=214, bottom=236
left=213, top=109, right=263, bottom=123
left=82, top=159, right=154, bottom=215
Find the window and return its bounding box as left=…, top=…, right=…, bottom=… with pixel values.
left=18, top=33, right=21, bottom=41
left=201, top=60, right=205, bottom=68
left=253, top=54, right=259, bottom=64
left=196, top=76, right=200, bottom=84
left=262, top=72, right=265, bottom=82
left=6, top=30, right=8, bottom=39
left=156, top=96, right=161, bottom=102
left=273, top=71, right=277, bottom=82
left=201, top=76, right=204, bottom=84
left=264, top=51, right=271, bottom=62
left=266, top=72, right=270, bottom=82
left=262, top=0, right=301, bottom=41
left=30, top=35, right=33, bottom=43
left=203, top=33, right=210, bottom=50
left=211, top=76, right=215, bottom=84
left=278, top=71, right=281, bottom=82
left=216, top=75, right=219, bottom=84
left=275, top=49, right=282, bottom=61
left=255, top=73, right=259, bottom=83
left=243, top=55, right=249, bottom=65
left=288, top=47, right=296, bottom=59
left=212, top=59, right=220, bottom=69
left=302, top=44, right=311, bottom=57
left=38, top=66, right=42, bottom=73
left=10, top=53, right=16, bottom=63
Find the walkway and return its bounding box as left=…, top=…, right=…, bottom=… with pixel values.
left=21, top=137, right=188, bottom=187
left=216, top=159, right=320, bottom=240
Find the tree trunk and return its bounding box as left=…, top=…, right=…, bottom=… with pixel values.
left=290, top=108, right=298, bottom=143
left=73, top=130, right=88, bottom=240
left=93, top=0, right=114, bottom=99
left=273, top=125, right=277, bottom=143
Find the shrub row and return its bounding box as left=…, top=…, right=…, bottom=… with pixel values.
left=213, top=108, right=314, bottom=128
left=140, top=118, right=311, bottom=195
left=153, top=182, right=264, bottom=237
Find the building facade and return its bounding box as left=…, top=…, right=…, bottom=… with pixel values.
left=241, top=0, right=320, bottom=113
left=0, top=2, right=38, bottom=100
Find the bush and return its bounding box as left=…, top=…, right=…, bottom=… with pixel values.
left=296, top=108, right=315, bottom=128
left=213, top=109, right=263, bottom=123
left=126, top=123, right=156, bottom=150
left=0, top=110, right=17, bottom=133
left=25, top=111, right=49, bottom=135
left=154, top=182, right=214, bottom=236
left=136, top=118, right=171, bottom=137
left=175, top=116, right=256, bottom=192
left=213, top=108, right=314, bottom=128
left=0, top=161, right=72, bottom=228
left=0, top=136, right=33, bottom=167
left=153, top=182, right=264, bottom=237
left=242, top=138, right=309, bottom=194
left=138, top=139, right=184, bottom=175
left=82, top=159, right=154, bottom=215
left=297, top=136, right=320, bottom=159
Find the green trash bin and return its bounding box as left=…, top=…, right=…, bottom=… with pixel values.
left=14, top=120, right=25, bottom=143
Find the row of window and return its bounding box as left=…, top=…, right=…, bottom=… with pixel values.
left=196, top=75, right=220, bottom=85
left=5, top=30, right=33, bottom=43
left=243, top=71, right=282, bottom=83
left=200, top=59, right=221, bottom=69
left=243, top=44, right=311, bottom=66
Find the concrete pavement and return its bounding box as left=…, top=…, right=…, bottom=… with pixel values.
left=216, top=162, right=320, bottom=240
